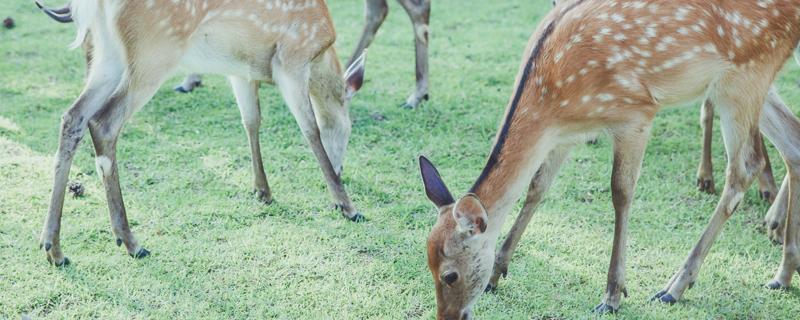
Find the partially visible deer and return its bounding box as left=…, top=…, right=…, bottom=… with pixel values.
left=550, top=0, right=786, bottom=244
left=40, top=0, right=366, bottom=267
left=421, top=0, right=800, bottom=318
left=347, top=0, right=431, bottom=108
left=38, top=0, right=431, bottom=107
left=36, top=1, right=204, bottom=93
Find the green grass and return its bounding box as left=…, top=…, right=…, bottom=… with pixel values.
left=2, top=0, right=800, bottom=318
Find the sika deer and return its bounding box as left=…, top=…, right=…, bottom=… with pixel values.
left=552, top=0, right=785, bottom=244
left=38, top=0, right=431, bottom=107
left=421, top=0, right=800, bottom=318
left=40, top=0, right=366, bottom=266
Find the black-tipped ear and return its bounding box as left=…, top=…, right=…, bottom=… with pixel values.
left=419, top=155, right=455, bottom=208
left=344, top=49, right=366, bottom=100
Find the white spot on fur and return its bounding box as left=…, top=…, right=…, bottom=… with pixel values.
left=596, top=94, right=615, bottom=101
left=582, top=95, right=591, bottom=103
left=96, top=156, right=112, bottom=180
left=612, top=13, right=625, bottom=22
left=560, top=100, right=569, bottom=106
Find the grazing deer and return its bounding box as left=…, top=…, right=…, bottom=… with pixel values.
left=36, top=1, right=204, bottom=93
left=40, top=0, right=366, bottom=266
left=420, top=0, right=800, bottom=318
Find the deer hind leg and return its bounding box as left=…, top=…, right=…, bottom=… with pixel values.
left=397, top=0, right=431, bottom=108
left=759, top=86, right=800, bottom=289
left=346, top=0, right=389, bottom=69
left=697, top=100, right=716, bottom=194
left=766, top=176, right=789, bottom=244
left=593, top=119, right=653, bottom=313
left=40, top=45, right=125, bottom=266
left=230, top=77, right=272, bottom=204
left=274, top=59, right=362, bottom=221
left=653, top=79, right=768, bottom=304
left=486, top=147, right=573, bottom=292
left=86, top=41, right=183, bottom=258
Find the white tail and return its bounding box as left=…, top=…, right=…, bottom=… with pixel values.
left=421, top=0, right=800, bottom=318
left=39, top=0, right=366, bottom=266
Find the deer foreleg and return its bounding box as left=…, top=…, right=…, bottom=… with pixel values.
left=275, top=62, right=362, bottom=221
left=486, top=147, right=573, bottom=292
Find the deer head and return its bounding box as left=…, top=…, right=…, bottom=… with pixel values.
left=421, top=156, right=493, bottom=320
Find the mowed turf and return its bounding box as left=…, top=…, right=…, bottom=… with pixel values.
left=2, top=0, right=800, bottom=318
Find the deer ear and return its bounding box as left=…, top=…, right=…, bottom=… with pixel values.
left=419, top=155, right=455, bottom=208
left=344, top=49, right=366, bottom=100
left=453, top=194, right=488, bottom=236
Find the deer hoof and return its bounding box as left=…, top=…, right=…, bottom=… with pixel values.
left=54, top=257, right=71, bottom=267
left=343, top=212, right=365, bottom=222
left=129, top=248, right=150, bottom=259
left=657, top=293, right=677, bottom=305
left=173, top=86, right=190, bottom=93
left=650, top=290, right=666, bottom=301
left=764, top=281, right=783, bottom=290
left=485, top=283, right=497, bottom=293
left=255, top=190, right=274, bottom=205
left=590, top=303, right=617, bottom=314
left=761, top=191, right=772, bottom=203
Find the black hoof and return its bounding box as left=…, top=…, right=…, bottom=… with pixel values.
left=116, top=238, right=123, bottom=247
left=45, top=243, right=51, bottom=251
left=658, top=293, right=677, bottom=305
left=173, top=86, right=189, bottom=93
left=344, top=212, right=366, bottom=222
left=422, top=93, right=429, bottom=101
left=762, top=191, right=771, bottom=202
left=704, top=180, right=712, bottom=191
left=400, top=102, right=414, bottom=109
left=485, top=283, right=497, bottom=293
left=54, top=257, right=71, bottom=267
left=650, top=290, right=667, bottom=301
left=622, top=286, right=628, bottom=298
left=688, top=282, right=695, bottom=290
left=590, top=303, right=617, bottom=314
left=255, top=190, right=274, bottom=205
left=771, top=221, right=779, bottom=230
left=764, top=281, right=783, bottom=290
left=130, top=248, right=150, bottom=259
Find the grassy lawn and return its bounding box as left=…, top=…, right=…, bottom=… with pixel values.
left=3, top=0, right=800, bottom=318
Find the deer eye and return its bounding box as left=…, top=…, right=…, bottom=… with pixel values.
left=442, top=271, right=459, bottom=285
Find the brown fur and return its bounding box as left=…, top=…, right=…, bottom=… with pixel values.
left=423, top=1, right=800, bottom=318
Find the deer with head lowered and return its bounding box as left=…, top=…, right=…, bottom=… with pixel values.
left=41, top=0, right=366, bottom=266
left=420, top=0, right=800, bottom=318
